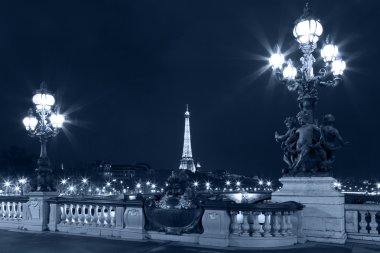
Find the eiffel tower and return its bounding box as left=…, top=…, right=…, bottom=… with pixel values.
left=179, top=105, right=196, bottom=173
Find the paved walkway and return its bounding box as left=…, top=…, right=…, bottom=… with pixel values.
left=0, top=229, right=379, bottom=253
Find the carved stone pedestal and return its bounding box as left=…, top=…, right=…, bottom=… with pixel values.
left=272, top=177, right=346, bottom=244
left=198, top=209, right=230, bottom=247
left=23, top=192, right=58, bottom=231
left=120, top=207, right=146, bottom=240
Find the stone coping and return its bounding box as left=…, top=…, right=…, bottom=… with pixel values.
left=0, top=196, right=29, bottom=202
left=46, top=196, right=144, bottom=207
left=201, top=200, right=304, bottom=212
left=345, top=203, right=380, bottom=211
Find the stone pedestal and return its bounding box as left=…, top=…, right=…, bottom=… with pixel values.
left=120, top=207, right=146, bottom=240
left=23, top=192, right=58, bottom=231
left=198, top=210, right=230, bottom=247
left=271, top=177, right=346, bottom=244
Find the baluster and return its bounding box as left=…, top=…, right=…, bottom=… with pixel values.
left=92, top=205, right=99, bottom=226
left=248, top=212, right=254, bottom=236
left=9, top=202, right=15, bottom=219
left=60, top=205, right=67, bottom=224
left=66, top=204, right=73, bottom=224
left=105, top=206, right=112, bottom=227
left=263, top=212, right=272, bottom=237
left=85, top=205, right=92, bottom=225
left=0, top=202, right=4, bottom=219
left=280, top=211, right=287, bottom=236
left=9, top=202, right=13, bottom=219
left=369, top=211, right=378, bottom=235
left=98, top=206, right=105, bottom=226
left=271, top=211, right=281, bottom=236
left=359, top=210, right=368, bottom=234
left=13, top=202, right=17, bottom=219
left=8, top=202, right=13, bottom=219
left=6, top=202, right=11, bottom=219
left=230, top=211, right=240, bottom=235
left=72, top=204, right=79, bottom=224
left=79, top=205, right=86, bottom=225
left=251, top=211, right=262, bottom=237
left=110, top=206, right=116, bottom=227
left=286, top=211, right=293, bottom=235
left=241, top=212, right=250, bottom=236
left=14, top=202, right=19, bottom=219
left=18, top=202, right=23, bottom=219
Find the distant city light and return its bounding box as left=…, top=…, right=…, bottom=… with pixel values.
left=236, top=181, right=241, bottom=187
left=136, top=183, right=141, bottom=189
left=68, top=185, right=75, bottom=192
left=146, top=181, right=151, bottom=186
left=4, top=181, right=11, bottom=187
left=206, top=182, right=211, bottom=189
left=226, top=180, right=231, bottom=186
left=258, top=180, right=264, bottom=185
left=151, top=184, right=156, bottom=189
left=18, top=178, right=27, bottom=185
left=61, top=179, right=67, bottom=185
left=15, top=186, right=20, bottom=192
left=193, top=181, right=199, bottom=187
left=106, top=182, right=111, bottom=187
left=82, top=178, right=88, bottom=184
left=266, top=181, right=271, bottom=186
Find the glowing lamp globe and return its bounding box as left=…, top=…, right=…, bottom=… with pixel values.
left=50, top=113, right=65, bottom=128
left=293, top=19, right=323, bottom=44
left=269, top=53, right=285, bottom=70
left=321, top=44, right=339, bottom=62
left=33, top=92, right=55, bottom=107
left=331, top=59, right=346, bottom=76
left=23, top=115, right=38, bottom=131
left=282, top=61, right=297, bottom=79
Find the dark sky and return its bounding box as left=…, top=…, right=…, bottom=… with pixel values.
left=0, top=0, right=379, bottom=179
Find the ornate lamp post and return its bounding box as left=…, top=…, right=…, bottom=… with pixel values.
left=22, top=82, right=65, bottom=191
left=271, top=4, right=347, bottom=176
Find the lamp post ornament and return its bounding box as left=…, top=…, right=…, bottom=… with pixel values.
left=23, top=82, right=65, bottom=191
left=271, top=3, right=347, bottom=176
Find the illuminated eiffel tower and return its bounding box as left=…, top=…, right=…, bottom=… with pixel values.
left=179, top=105, right=196, bottom=173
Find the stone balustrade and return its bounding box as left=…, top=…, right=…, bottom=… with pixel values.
left=199, top=200, right=304, bottom=247
left=345, top=203, right=380, bottom=241
left=0, top=196, right=28, bottom=229
left=47, top=196, right=145, bottom=238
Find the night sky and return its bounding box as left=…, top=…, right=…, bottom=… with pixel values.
left=0, top=0, right=379, bottom=179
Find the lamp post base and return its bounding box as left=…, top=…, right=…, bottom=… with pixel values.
left=34, top=166, right=56, bottom=192
left=272, top=177, right=346, bottom=244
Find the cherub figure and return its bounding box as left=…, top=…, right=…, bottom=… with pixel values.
left=320, top=114, right=346, bottom=165
left=275, top=116, right=298, bottom=169
left=292, top=111, right=326, bottom=172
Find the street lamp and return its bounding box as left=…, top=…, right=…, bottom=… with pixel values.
left=23, top=82, right=65, bottom=191
left=270, top=4, right=347, bottom=175
left=270, top=3, right=346, bottom=91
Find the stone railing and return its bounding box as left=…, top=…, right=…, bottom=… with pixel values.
left=47, top=196, right=146, bottom=239
left=199, top=200, right=304, bottom=247
left=0, top=194, right=305, bottom=248
left=0, top=196, right=29, bottom=229
left=345, top=203, right=380, bottom=241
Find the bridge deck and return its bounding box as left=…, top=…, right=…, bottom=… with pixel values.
left=0, top=229, right=378, bottom=253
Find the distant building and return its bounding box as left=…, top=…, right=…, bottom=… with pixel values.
left=98, top=162, right=153, bottom=182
